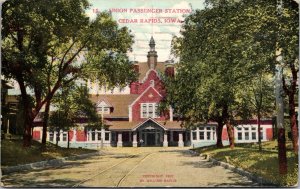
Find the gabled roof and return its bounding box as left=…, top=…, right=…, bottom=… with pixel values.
left=90, top=94, right=138, bottom=118
left=96, top=98, right=113, bottom=107
left=129, top=85, right=162, bottom=107
left=132, top=118, right=167, bottom=131
left=137, top=62, right=166, bottom=81
left=141, top=69, right=161, bottom=83
left=108, top=119, right=185, bottom=131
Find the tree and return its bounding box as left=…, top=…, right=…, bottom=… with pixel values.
left=165, top=0, right=276, bottom=148
left=2, top=0, right=136, bottom=146
left=238, top=72, right=275, bottom=151
left=49, top=83, right=101, bottom=149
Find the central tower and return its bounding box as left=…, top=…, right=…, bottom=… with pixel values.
left=147, top=36, right=158, bottom=69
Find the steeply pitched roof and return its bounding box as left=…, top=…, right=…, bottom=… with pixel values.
left=90, top=94, right=139, bottom=118
left=137, top=62, right=166, bottom=81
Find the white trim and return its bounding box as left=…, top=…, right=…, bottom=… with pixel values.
left=132, top=118, right=167, bottom=131
left=129, top=85, right=162, bottom=107
left=140, top=103, right=160, bottom=118
left=129, top=106, right=133, bottom=122
left=141, top=69, right=161, bottom=83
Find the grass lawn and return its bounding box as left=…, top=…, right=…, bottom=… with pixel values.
left=1, top=137, right=97, bottom=167
left=195, top=140, right=298, bottom=186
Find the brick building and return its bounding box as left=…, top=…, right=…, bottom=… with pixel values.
left=32, top=37, right=273, bottom=148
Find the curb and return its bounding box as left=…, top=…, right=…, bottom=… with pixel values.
left=205, top=154, right=277, bottom=186
left=1, top=151, right=102, bottom=175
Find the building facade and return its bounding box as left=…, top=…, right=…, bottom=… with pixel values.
left=32, top=37, right=274, bottom=148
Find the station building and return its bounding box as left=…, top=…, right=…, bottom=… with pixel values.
left=30, top=37, right=274, bottom=148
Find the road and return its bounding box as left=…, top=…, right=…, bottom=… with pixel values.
left=2, top=147, right=259, bottom=187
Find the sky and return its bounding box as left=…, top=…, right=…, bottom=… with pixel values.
left=87, top=0, right=205, bottom=62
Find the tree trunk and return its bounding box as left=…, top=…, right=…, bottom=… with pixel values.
left=278, top=128, right=288, bottom=174
left=216, top=121, right=223, bottom=148
left=56, top=128, right=59, bottom=147
left=257, top=113, right=262, bottom=151
left=225, top=120, right=234, bottom=149
left=288, top=93, right=298, bottom=154
left=41, top=100, right=51, bottom=149
left=16, top=76, right=34, bottom=147
left=67, top=131, right=70, bottom=149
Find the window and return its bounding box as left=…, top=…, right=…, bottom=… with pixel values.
left=62, top=133, right=67, bottom=141
left=192, top=131, right=197, bottom=140
left=245, top=132, right=249, bottom=140
left=238, top=132, right=242, bottom=140
left=97, top=106, right=110, bottom=114
left=252, top=132, right=256, bottom=140
left=49, top=133, right=54, bottom=141
left=97, top=132, right=102, bottom=141
left=92, top=131, right=95, bottom=141
left=207, top=131, right=211, bottom=140
left=199, top=131, right=204, bottom=140
left=105, top=132, right=110, bottom=141
left=142, top=104, right=147, bottom=117
left=140, top=103, right=160, bottom=118
left=148, top=104, right=153, bottom=118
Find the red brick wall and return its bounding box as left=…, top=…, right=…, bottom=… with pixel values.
left=222, top=128, right=228, bottom=140
left=266, top=128, right=273, bottom=140
left=76, top=130, right=87, bottom=141
left=130, top=82, right=140, bottom=94
left=32, top=131, right=40, bottom=140
left=138, top=70, right=165, bottom=95
left=68, top=130, right=74, bottom=141
left=131, top=87, right=166, bottom=121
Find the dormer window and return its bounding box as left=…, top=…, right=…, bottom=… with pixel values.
left=97, top=106, right=110, bottom=114
left=96, top=100, right=112, bottom=115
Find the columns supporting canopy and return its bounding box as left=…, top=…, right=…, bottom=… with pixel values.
left=117, top=132, right=123, bottom=147
left=178, top=131, right=184, bottom=147
left=163, top=131, right=168, bottom=147
left=133, top=131, right=138, bottom=147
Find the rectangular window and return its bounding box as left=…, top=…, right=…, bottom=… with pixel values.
left=63, top=133, right=67, bottom=141
left=148, top=104, right=153, bottom=118
left=49, top=133, right=54, bottom=141
left=199, top=127, right=204, bottom=130
left=251, top=127, right=256, bottom=131
left=97, top=132, right=102, bottom=141
left=207, top=131, right=211, bottom=140
left=252, top=132, right=256, bottom=140
left=105, top=132, right=109, bottom=141
left=212, top=132, right=215, bottom=140
left=141, top=103, right=159, bottom=118
left=238, top=132, right=242, bottom=140
left=192, top=131, right=197, bottom=140
left=92, top=131, right=95, bottom=141
left=245, top=132, right=249, bottom=140
left=237, top=127, right=242, bottom=131
left=199, top=132, right=204, bottom=140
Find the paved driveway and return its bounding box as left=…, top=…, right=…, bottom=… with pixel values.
left=2, top=147, right=258, bottom=187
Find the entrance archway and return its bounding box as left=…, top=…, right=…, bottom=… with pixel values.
left=135, top=120, right=165, bottom=147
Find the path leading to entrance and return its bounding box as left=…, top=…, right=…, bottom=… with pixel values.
left=2, top=147, right=259, bottom=187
